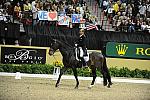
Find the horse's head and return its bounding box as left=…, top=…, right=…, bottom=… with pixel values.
left=49, top=39, right=60, bottom=55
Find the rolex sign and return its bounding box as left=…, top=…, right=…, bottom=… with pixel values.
left=1, top=47, right=46, bottom=64
left=106, top=42, right=150, bottom=59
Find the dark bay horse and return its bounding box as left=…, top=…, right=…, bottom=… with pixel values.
left=49, top=39, right=112, bottom=89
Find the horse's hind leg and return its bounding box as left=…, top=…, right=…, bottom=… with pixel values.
left=105, top=67, right=113, bottom=88
left=72, top=68, right=79, bottom=89
left=103, top=58, right=113, bottom=88
left=88, top=65, right=97, bottom=89
left=98, top=66, right=108, bottom=86
left=55, top=67, right=67, bottom=87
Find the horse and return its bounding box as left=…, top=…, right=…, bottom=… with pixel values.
left=49, top=39, right=112, bottom=89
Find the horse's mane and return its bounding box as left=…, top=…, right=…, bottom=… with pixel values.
left=56, top=39, right=74, bottom=50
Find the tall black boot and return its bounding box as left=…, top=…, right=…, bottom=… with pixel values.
left=82, top=58, right=88, bottom=68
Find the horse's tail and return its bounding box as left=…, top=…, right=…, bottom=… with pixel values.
left=103, top=55, right=112, bottom=83
left=103, top=56, right=107, bottom=69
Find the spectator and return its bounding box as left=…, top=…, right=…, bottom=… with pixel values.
left=23, top=0, right=31, bottom=12
left=14, top=2, right=22, bottom=20
left=112, top=12, right=121, bottom=29
left=15, top=40, right=19, bottom=46
left=126, top=4, right=132, bottom=18
left=135, top=20, right=141, bottom=31
left=139, top=3, right=147, bottom=19
left=58, top=5, right=66, bottom=15
left=119, top=20, right=126, bottom=32
left=147, top=19, right=150, bottom=33
left=0, top=10, right=8, bottom=22
left=120, top=12, right=127, bottom=21
left=102, top=0, right=108, bottom=12
left=113, top=1, right=119, bottom=14
left=2, top=38, right=5, bottom=45
left=146, top=2, right=150, bottom=18
left=141, top=21, right=148, bottom=32
left=32, top=0, right=39, bottom=24
left=23, top=0, right=32, bottom=24
left=127, top=19, right=135, bottom=32
left=107, top=2, right=114, bottom=22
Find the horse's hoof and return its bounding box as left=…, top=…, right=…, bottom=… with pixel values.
left=74, top=86, right=78, bottom=89
left=88, top=85, right=94, bottom=89
left=55, top=84, right=59, bottom=88
left=109, top=82, right=113, bottom=85
left=107, top=85, right=111, bottom=88
left=103, top=83, right=107, bottom=86
left=103, top=82, right=107, bottom=86
left=88, top=87, right=92, bottom=89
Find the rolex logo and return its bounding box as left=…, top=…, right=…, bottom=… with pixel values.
left=116, top=44, right=128, bottom=56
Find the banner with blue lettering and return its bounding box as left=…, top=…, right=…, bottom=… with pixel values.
left=71, top=14, right=81, bottom=23
left=38, top=11, right=57, bottom=21
left=58, top=14, right=70, bottom=25
left=38, top=11, right=48, bottom=20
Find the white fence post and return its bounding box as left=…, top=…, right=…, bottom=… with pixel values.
left=53, top=67, right=60, bottom=80
left=15, top=72, right=21, bottom=79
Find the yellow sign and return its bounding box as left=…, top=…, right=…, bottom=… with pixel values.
left=116, top=44, right=128, bottom=56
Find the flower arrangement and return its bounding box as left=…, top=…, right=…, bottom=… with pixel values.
left=53, top=61, right=63, bottom=68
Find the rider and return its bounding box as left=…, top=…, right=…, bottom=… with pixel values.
left=77, top=28, right=88, bottom=67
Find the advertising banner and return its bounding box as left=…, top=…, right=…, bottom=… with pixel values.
left=1, top=47, right=46, bottom=64
left=106, top=42, right=150, bottom=59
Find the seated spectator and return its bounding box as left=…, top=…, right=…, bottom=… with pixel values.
left=120, top=12, right=127, bottom=21
left=147, top=2, right=150, bottom=18
left=119, top=3, right=126, bottom=13
left=141, top=21, right=148, bottom=32
left=119, top=20, right=127, bottom=32
left=112, top=12, right=121, bottom=28
left=147, top=21, right=150, bottom=33
left=135, top=20, right=141, bottom=31
left=0, top=10, right=8, bottom=22
left=58, top=5, right=66, bottom=15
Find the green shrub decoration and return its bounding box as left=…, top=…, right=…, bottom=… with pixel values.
left=0, top=64, right=149, bottom=79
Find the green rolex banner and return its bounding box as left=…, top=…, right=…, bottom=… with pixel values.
left=106, top=42, right=150, bottom=59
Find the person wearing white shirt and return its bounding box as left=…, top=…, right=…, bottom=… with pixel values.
left=32, top=0, right=38, bottom=25
left=0, top=10, right=7, bottom=22
left=139, top=4, right=147, bottom=18
left=141, top=22, right=148, bottom=31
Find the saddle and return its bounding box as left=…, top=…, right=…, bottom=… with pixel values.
left=75, top=45, right=89, bottom=62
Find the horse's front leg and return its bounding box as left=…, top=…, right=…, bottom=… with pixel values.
left=72, top=67, right=79, bottom=89
left=55, top=67, right=67, bottom=87
left=88, top=66, right=97, bottom=89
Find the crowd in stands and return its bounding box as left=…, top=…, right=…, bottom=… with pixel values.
left=0, top=0, right=102, bottom=45
left=0, top=0, right=101, bottom=29
left=101, top=0, right=150, bottom=33
left=0, top=0, right=150, bottom=33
